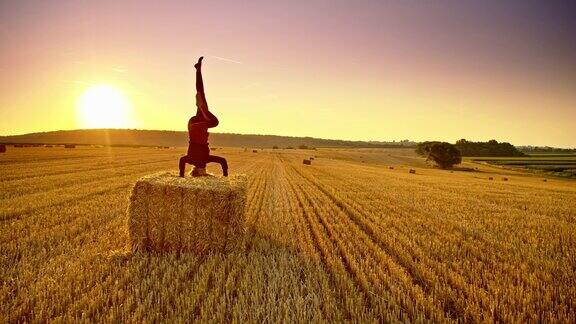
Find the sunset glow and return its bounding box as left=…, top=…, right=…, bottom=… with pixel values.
left=77, top=85, right=135, bottom=129
left=0, top=0, right=575, bottom=147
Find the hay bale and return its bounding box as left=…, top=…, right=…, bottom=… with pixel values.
left=502, top=177, right=508, bottom=181
left=0, top=144, right=5, bottom=153
left=303, top=159, right=311, bottom=165
left=64, top=144, right=76, bottom=149
left=543, top=179, right=547, bottom=182
left=310, top=157, right=314, bottom=160
left=127, top=172, right=247, bottom=254
left=252, top=150, right=258, bottom=153
left=488, top=177, right=493, bottom=180
left=389, top=166, right=394, bottom=170
left=409, top=169, right=416, bottom=174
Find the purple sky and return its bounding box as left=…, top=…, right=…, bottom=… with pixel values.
left=1, top=0, right=575, bottom=146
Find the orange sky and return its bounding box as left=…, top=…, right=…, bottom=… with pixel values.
left=1, top=0, right=575, bottom=147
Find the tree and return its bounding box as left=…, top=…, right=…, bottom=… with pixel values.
left=456, top=139, right=467, bottom=145
left=453, top=139, right=524, bottom=157
left=416, top=141, right=440, bottom=156
left=426, top=142, right=462, bottom=169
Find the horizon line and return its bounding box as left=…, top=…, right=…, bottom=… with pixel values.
left=0, top=128, right=574, bottom=149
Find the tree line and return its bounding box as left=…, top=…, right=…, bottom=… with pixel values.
left=415, top=139, right=526, bottom=169
left=417, top=139, right=524, bottom=158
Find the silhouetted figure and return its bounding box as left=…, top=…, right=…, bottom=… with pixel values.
left=179, top=57, right=228, bottom=177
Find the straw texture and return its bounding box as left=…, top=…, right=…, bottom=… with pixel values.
left=127, top=172, right=247, bottom=253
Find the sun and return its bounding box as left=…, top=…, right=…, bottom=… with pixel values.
left=77, top=84, right=135, bottom=129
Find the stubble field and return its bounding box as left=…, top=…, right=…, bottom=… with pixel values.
left=1, top=146, right=575, bottom=322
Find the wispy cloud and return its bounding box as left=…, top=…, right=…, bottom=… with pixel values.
left=111, top=66, right=127, bottom=73
left=243, top=82, right=261, bottom=89
left=211, top=56, right=243, bottom=64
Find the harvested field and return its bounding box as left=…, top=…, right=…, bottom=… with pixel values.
left=1, top=146, right=575, bottom=322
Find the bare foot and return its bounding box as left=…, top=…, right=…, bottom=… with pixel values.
left=194, top=56, right=204, bottom=69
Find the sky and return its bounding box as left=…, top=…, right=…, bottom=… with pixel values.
left=0, top=0, right=575, bottom=147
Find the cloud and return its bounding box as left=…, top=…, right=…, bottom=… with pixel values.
left=111, top=66, right=127, bottom=73
left=211, top=56, right=243, bottom=64
left=243, top=82, right=261, bottom=89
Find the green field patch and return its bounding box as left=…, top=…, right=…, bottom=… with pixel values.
left=526, top=154, right=576, bottom=158
left=524, top=165, right=576, bottom=171
left=471, top=157, right=576, bottom=162
left=470, top=156, right=576, bottom=178
left=491, top=161, right=576, bottom=166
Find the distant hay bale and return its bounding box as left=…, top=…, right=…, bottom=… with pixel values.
left=303, top=159, right=311, bottom=165
left=488, top=177, right=493, bottom=180
left=389, top=166, right=394, bottom=170
left=252, top=150, right=258, bottom=153
left=409, top=169, right=416, bottom=174
left=502, top=177, right=508, bottom=181
left=543, top=179, right=547, bottom=182
left=64, top=144, right=76, bottom=149
left=127, top=172, right=247, bottom=254
left=310, top=157, right=314, bottom=160
left=14, top=144, right=23, bottom=148
left=0, top=144, right=5, bottom=153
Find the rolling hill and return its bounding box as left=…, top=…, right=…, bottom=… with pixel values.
left=0, top=129, right=415, bottom=149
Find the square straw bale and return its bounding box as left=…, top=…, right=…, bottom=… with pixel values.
left=127, top=172, right=247, bottom=253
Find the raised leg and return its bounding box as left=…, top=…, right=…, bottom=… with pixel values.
left=195, top=56, right=205, bottom=94
left=194, top=57, right=207, bottom=118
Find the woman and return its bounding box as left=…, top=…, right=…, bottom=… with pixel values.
left=179, top=56, right=228, bottom=177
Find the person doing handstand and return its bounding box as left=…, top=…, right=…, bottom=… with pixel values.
left=179, top=56, right=228, bottom=177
